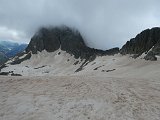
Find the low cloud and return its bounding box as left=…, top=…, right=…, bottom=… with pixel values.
left=0, top=0, right=160, bottom=49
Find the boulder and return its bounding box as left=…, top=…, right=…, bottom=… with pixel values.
left=144, top=51, right=157, bottom=61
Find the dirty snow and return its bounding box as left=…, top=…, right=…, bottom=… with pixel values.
left=0, top=50, right=160, bottom=120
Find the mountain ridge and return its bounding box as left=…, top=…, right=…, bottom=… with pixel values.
left=0, top=41, right=28, bottom=65
left=26, top=26, right=119, bottom=60
left=0, top=26, right=160, bottom=76
left=120, top=27, right=160, bottom=60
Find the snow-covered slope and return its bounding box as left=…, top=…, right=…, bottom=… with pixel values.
left=1, top=51, right=160, bottom=120
left=1, top=49, right=160, bottom=81
left=3, top=26, right=160, bottom=77
left=1, top=49, right=85, bottom=76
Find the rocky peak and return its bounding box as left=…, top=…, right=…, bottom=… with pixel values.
left=120, top=27, right=160, bottom=60
left=26, top=26, right=119, bottom=59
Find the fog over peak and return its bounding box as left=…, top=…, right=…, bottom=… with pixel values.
left=0, top=0, right=160, bottom=49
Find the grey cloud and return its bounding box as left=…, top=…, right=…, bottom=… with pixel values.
left=0, top=0, right=160, bottom=49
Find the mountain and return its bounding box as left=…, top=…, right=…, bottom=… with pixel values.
left=26, top=26, right=119, bottom=59
left=0, top=44, right=10, bottom=54
left=120, top=27, right=160, bottom=61
left=0, top=52, right=7, bottom=65
left=0, top=26, right=119, bottom=75
left=0, top=41, right=28, bottom=65
left=0, top=26, right=160, bottom=76
left=7, top=26, right=119, bottom=65
left=0, top=41, right=19, bottom=50
left=6, top=44, right=28, bottom=58
left=1, top=26, right=160, bottom=120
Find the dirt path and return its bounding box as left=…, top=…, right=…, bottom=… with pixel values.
left=0, top=76, right=160, bottom=120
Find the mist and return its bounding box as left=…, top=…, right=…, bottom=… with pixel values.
left=0, top=0, right=160, bottom=49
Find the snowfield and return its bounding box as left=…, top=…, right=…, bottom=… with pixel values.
left=0, top=50, right=160, bottom=120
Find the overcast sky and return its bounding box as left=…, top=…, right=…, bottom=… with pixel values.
left=0, top=0, right=160, bottom=49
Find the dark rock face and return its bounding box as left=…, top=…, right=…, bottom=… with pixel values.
left=104, top=47, right=119, bottom=55
left=151, top=42, right=160, bottom=56
left=120, top=27, right=160, bottom=60
left=10, top=52, right=31, bottom=65
left=144, top=51, right=157, bottom=61
left=0, top=52, right=8, bottom=65
left=26, top=26, right=119, bottom=59
left=26, top=27, right=61, bottom=54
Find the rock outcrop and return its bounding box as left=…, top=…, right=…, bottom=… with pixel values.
left=120, top=27, right=160, bottom=61
left=26, top=26, right=119, bottom=59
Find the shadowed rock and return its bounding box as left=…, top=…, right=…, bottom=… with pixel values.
left=26, top=26, right=119, bottom=60
left=120, top=27, right=160, bottom=60
left=144, top=51, right=157, bottom=61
